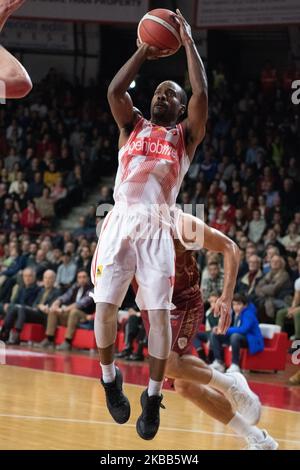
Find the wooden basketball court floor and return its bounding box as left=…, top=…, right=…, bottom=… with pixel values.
left=0, top=347, right=299, bottom=450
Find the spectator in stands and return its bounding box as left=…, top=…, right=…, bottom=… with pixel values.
left=192, top=292, right=219, bottom=363
left=216, top=194, right=236, bottom=224
left=115, top=307, right=147, bottom=362
left=50, top=248, right=63, bottom=272
left=280, top=222, right=300, bottom=253
left=0, top=268, right=40, bottom=344
left=76, top=246, right=92, bottom=273
left=255, top=255, right=292, bottom=321
left=238, top=255, right=263, bottom=300
left=211, top=209, right=231, bottom=234
left=248, top=209, right=266, bottom=244
left=26, top=249, right=52, bottom=282
left=20, top=200, right=42, bottom=231
left=55, top=251, right=77, bottom=291
left=27, top=172, right=44, bottom=199
left=4, top=146, right=20, bottom=172
left=201, top=261, right=224, bottom=303
left=276, top=268, right=300, bottom=342
left=38, top=270, right=94, bottom=351
left=44, top=162, right=61, bottom=188
left=34, top=187, right=55, bottom=221
left=210, top=293, right=264, bottom=373
left=9, top=170, right=28, bottom=196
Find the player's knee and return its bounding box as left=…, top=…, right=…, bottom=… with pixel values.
left=174, top=379, right=192, bottom=397
left=166, top=354, right=180, bottom=378
left=95, top=302, right=117, bottom=323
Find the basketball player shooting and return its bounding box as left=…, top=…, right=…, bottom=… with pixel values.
left=0, top=1, right=32, bottom=99
left=92, top=10, right=219, bottom=440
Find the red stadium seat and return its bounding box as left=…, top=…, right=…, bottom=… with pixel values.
left=55, top=326, right=97, bottom=350
left=19, top=324, right=45, bottom=343
left=223, top=332, right=288, bottom=372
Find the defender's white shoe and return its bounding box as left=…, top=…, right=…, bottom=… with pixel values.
left=226, top=372, right=261, bottom=425
left=245, top=430, right=279, bottom=450
left=226, top=364, right=241, bottom=374
left=210, top=360, right=225, bottom=373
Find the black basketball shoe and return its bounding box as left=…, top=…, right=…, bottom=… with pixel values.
left=101, top=366, right=130, bottom=424
left=136, top=389, right=165, bottom=440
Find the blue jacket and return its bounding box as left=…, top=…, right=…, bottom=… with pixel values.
left=226, top=303, right=264, bottom=355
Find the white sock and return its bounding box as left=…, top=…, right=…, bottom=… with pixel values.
left=208, top=368, right=235, bottom=393
left=228, top=412, right=264, bottom=441
left=148, top=378, right=163, bottom=396
left=100, top=362, right=116, bottom=383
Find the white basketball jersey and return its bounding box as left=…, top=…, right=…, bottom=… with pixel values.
left=113, top=117, right=190, bottom=208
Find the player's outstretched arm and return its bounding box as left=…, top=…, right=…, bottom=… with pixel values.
left=179, top=211, right=240, bottom=334
left=202, top=223, right=240, bottom=334
left=175, top=9, right=208, bottom=159
left=0, top=1, right=32, bottom=99
left=107, top=42, right=172, bottom=133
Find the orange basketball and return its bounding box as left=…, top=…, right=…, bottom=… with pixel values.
left=137, top=8, right=181, bottom=56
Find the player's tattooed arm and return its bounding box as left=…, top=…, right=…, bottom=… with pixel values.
left=175, top=9, right=208, bottom=160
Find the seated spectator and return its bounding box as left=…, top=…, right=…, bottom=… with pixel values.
left=115, top=307, right=147, bottom=361
left=44, top=162, right=61, bottom=188
left=0, top=245, right=28, bottom=301
left=280, top=222, right=300, bottom=253
left=192, top=292, right=219, bottom=363
left=34, top=187, right=55, bottom=221
left=37, top=270, right=94, bottom=351
left=216, top=194, right=236, bottom=224
left=50, top=177, right=67, bottom=202
left=0, top=268, right=40, bottom=344
left=49, top=247, right=63, bottom=272
left=238, top=255, right=263, bottom=299
left=55, top=251, right=77, bottom=291
left=262, top=244, right=280, bottom=274
left=1, top=197, right=15, bottom=229
left=26, top=249, right=52, bottom=282
left=248, top=209, right=266, bottom=244
left=201, top=261, right=224, bottom=303
left=255, top=255, right=292, bottom=321
left=210, top=293, right=264, bottom=373
left=211, top=210, right=231, bottom=234
left=27, top=172, right=44, bottom=199
left=20, top=200, right=42, bottom=231
left=76, top=245, right=92, bottom=273
left=8, top=170, right=28, bottom=196
left=12, top=182, right=28, bottom=212
left=276, top=272, right=300, bottom=342
left=234, top=208, right=248, bottom=233
left=4, top=146, right=20, bottom=172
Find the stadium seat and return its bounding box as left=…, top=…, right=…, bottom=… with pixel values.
left=223, top=332, right=288, bottom=372
left=54, top=326, right=97, bottom=350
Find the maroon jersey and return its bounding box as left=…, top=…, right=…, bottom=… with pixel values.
left=139, top=240, right=204, bottom=356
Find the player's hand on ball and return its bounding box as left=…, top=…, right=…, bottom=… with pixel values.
left=213, top=296, right=232, bottom=334
left=136, top=38, right=173, bottom=60
left=174, top=8, right=193, bottom=46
